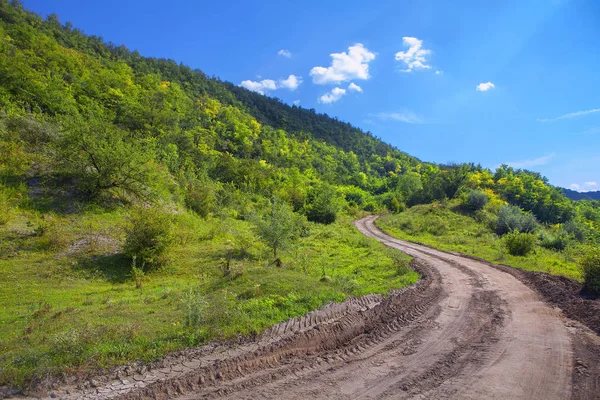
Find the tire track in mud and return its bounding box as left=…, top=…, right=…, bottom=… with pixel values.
left=15, top=216, right=597, bottom=399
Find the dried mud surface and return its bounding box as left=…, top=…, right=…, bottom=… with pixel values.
left=8, top=215, right=599, bottom=400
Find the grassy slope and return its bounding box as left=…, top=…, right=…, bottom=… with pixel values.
left=376, top=201, right=581, bottom=280
left=0, top=200, right=416, bottom=387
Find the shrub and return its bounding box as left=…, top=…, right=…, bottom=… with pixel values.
left=185, top=182, right=216, bottom=218
left=124, top=207, right=174, bottom=270
left=580, top=248, right=600, bottom=294
left=181, top=287, right=207, bottom=328
left=538, top=231, right=569, bottom=251
left=465, top=190, right=488, bottom=211
left=304, top=183, right=344, bottom=224
left=496, top=205, right=538, bottom=235
left=504, top=231, right=536, bottom=256
left=0, top=190, right=10, bottom=225
left=561, top=220, right=585, bottom=242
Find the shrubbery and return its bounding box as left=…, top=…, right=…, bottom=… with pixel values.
left=124, top=207, right=174, bottom=270
left=504, top=231, right=536, bottom=256
left=538, top=231, right=569, bottom=251
left=579, top=248, right=600, bottom=294
left=465, top=190, right=488, bottom=211
left=496, top=205, right=538, bottom=235
left=304, top=183, right=344, bottom=224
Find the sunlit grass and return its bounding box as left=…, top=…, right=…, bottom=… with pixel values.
left=0, top=206, right=417, bottom=388
left=376, top=201, right=582, bottom=280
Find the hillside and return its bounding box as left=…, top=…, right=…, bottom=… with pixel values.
left=0, top=0, right=599, bottom=392
left=563, top=188, right=600, bottom=201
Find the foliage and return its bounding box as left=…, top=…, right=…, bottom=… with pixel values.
left=58, top=116, right=163, bottom=200
left=538, top=231, right=569, bottom=252
left=496, top=205, right=538, bottom=235
left=579, top=248, right=600, bottom=294
left=251, top=198, right=304, bottom=259
left=504, top=231, right=536, bottom=256
left=123, top=207, right=174, bottom=270
left=304, top=183, right=344, bottom=224
left=377, top=202, right=582, bottom=280
left=465, top=190, right=488, bottom=211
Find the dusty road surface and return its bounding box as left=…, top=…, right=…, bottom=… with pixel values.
left=16, top=216, right=600, bottom=400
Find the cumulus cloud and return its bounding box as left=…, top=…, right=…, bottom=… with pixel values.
left=395, top=37, right=432, bottom=72
left=278, top=49, right=292, bottom=58
left=348, top=82, right=363, bottom=92
left=319, top=87, right=347, bottom=104
left=292, top=100, right=300, bottom=106
left=538, top=108, right=600, bottom=123
left=310, top=44, right=376, bottom=84
left=585, top=181, right=598, bottom=187
left=370, top=111, right=424, bottom=124
left=240, top=75, right=302, bottom=94
left=240, top=79, right=277, bottom=94
left=506, top=153, right=555, bottom=169
left=569, top=183, right=581, bottom=190
left=279, top=74, right=303, bottom=91
left=476, top=82, right=495, bottom=92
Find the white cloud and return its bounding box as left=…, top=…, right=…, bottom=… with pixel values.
left=278, top=49, right=292, bottom=58
left=293, top=99, right=300, bottom=106
left=435, top=70, right=442, bottom=75
left=506, top=153, right=555, bottom=169
left=395, top=37, right=432, bottom=72
left=538, top=108, right=600, bottom=123
left=310, top=43, right=376, bottom=84
left=370, top=111, right=424, bottom=124
left=585, top=181, right=598, bottom=187
left=240, top=79, right=277, bottom=94
left=319, top=87, right=346, bottom=104
left=476, top=82, right=495, bottom=92
left=348, top=82, right=363, bottom=92
left=279, top=74, right=303, bottom=91
left=569, top=183, right=581, bottom=190
left=240, top=75, right=302, bottom=94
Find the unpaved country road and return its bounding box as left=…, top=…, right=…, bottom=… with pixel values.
left=17, top=216, right=599, bottom=400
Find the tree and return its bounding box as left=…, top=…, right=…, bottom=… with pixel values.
left=465, top=190, right=488, bottom=211
left=59, top=115, right=162, bottom=200
left=251, top=198, right=303, bottom=259
left=124, top=206, right=174, bottom=270
left=305, top=183, right=344, bottom=224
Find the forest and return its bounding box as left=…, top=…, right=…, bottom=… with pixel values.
left=0, top=0, right=599, bottom=390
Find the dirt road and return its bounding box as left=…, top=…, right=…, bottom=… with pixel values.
left=19, top=216, right=599, bottom=400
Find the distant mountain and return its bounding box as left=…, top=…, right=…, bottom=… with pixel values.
left=562, top=188, right=600, bottom=201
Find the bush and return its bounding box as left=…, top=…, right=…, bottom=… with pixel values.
left=580, top=248, right=600, bottom=294
left=304, top=183, right=344, bottom=224
left=124, top=207, right=174, bottom=270
left=538, top=231, right=569, bottom=251
left=185, top=182, right=216, bottom=218
left=496, top=205, right=538, bottom=235
left=0, top=190, right=11, bottom=225
left=465, top=190, right=488, bottom=211
left=504, top=231, right=536, bottom=256
left=561, top=220, right=586, bottom=242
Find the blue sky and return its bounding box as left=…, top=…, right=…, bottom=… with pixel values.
left=23, top=0, right=600, bottom=191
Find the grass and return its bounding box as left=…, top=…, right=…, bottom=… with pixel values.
left=376, top=201, right=582, bottom=280
left=0, top=197, right=417, bottom=388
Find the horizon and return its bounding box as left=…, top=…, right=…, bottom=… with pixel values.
left=22, top=0, right=600, bottom=192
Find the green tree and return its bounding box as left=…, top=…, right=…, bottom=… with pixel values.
left=305, top=183, right=344, bottom=224
left=124, top=206, right=174, bottom=270
left=251, top=198, right=303, bottom=259
left=59, top=116, right=162, bottom=200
